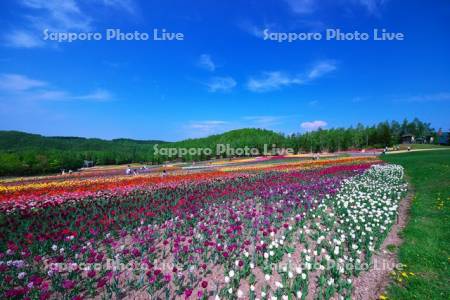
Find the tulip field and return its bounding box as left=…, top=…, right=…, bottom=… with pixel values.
left=0, top=156, right=408, bottom=299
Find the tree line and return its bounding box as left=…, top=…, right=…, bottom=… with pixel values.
left=0, top=118, right=440, bottom=176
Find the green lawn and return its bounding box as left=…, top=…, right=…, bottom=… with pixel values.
left=381, top=150, right=450, bottom=299
left=397, top=144, right=449, bottom=150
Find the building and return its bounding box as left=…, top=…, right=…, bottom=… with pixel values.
left=83, top=160, right=94, bottom=168
left=401, top=134, right=415, bottom=144
left=402, top=134, right=436, bottom=144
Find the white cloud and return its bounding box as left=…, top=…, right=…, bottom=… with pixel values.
left=4, top=0, right=138, bottom=48
left=247, top=60, right=337, bottom=93
left=101, top=0, right=137, bottom=15
left=243, top=115, right=284, bottom=127
left=184, top=115, right=291, bottom=138
left=352, top=96, right=364, bottom=103
left=31, top=89, right=113, bottom=102
left=307, top=61, right=337, bottom=80
left=23, top=0, right=93, bottom=31
left=32, top=90, right=69, bottom=101
left=0, top=73, right=113, bottom=102
left=241, top=23, right=265, bottom=38
left=357, top=0, right=387, bottom=15
left=247, top=72, right=303, bottom=92
left=198, top=54, right=216, bottom=71
left=238, top=20, right=279, bottom=38
left=0, top=74, right=47, bottom=91
left=4, top=0, right=91, bottom=48
left=284, top=0, right=316, bottom=14
left=185, top=120, right=229, bottom=137
left=301, top=120, right=327, bottom=131
left=188, top=120, right=227, bottom=130
left=4, top=30, right=44, bottom=48
left=206, top=76, right=236, bottom=92
left=285, top=0, right=387, bottom=15
left=73, top=89, right=113, bottom=101
left=397, top=92, right=450, bottom=102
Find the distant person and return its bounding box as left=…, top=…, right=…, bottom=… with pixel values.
left=162, top=169, right=167, bottom=177
left=125, top=165, right=131, bottom=175
left=407, top=146, right=411, bottom=151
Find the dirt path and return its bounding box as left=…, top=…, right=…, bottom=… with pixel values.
left=386, top=148, right=449, bottom=155
left=351, top=188, right=413, bottom=299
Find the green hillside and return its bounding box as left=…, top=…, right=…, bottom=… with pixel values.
left=0, top=129, right=286, bottom=176
left=0, top=131, right=163, bottom=152
left=0, top=131, right=164, bottom=176
left=0, top=118, right=444, bottom=176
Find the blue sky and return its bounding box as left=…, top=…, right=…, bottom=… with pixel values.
left=0, top=0, right=449, bottom=141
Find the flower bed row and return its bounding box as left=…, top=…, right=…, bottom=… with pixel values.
left=0, top=160, right=408, bottom=300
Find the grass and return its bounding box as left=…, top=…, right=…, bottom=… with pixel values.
left=381, top=150, right=450, bottom=299
left=386, top=244, right=397, bottom=253
left=397, top=144, right=449, bottom=150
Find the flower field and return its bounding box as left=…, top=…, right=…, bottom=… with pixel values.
left=0, top=156, right=407, bottom=299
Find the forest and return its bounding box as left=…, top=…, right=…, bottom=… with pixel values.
left=0, top=118, right=439, bottom=176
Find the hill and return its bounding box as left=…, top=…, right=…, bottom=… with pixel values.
left=0, top=131, right=165, bottom=176
left=0, top=131, right=163, bottom=152
left=0, top=118, right=443, bottom=176
left=0, top=129, right=286, bottom=176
